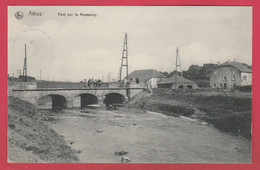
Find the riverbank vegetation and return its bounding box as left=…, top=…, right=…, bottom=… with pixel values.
left=127, top=89, right=252, bottom=139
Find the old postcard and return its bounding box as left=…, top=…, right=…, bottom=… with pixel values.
left=7, top=6, right=252, bottom=163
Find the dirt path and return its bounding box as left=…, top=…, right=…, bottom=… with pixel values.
left=44, top=107, right=251, bottom=163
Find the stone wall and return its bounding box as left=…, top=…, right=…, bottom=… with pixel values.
left=8, top=82, right=37, bottom=95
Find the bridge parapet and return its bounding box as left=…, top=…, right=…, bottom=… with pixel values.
left=8, top=82, right=37, bottom=96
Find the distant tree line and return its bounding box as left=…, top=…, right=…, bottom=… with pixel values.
left=160, top=63, right=218, bottom=88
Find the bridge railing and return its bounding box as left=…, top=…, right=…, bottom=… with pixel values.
left=11, top=87, right=147, bottom=91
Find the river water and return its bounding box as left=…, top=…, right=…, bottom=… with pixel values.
left=43, top=106, right=251, bottom=163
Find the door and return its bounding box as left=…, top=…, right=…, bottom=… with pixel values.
left=224, top=83, right=227, bottom=89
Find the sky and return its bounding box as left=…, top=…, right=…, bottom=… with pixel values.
left=8, top=6, right=252, bottom=82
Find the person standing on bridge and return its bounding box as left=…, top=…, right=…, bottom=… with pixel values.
left=88, top=79, right=91, bottom=88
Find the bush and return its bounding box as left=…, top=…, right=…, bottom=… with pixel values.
left=194, top=80, right=210, bottom=88
left=207, top=111, right=251, bottom=139
left=234, top=85, right=252, bottom=92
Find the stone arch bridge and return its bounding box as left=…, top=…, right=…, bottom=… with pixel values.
left=10, top=87, right=145, bottom=110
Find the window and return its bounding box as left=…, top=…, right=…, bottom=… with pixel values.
left=223, top=76, right=227, bottom=81
left=232, top=70, right=235, bottom=80
left=220, top=83, right=223, bottom=88
left=243, top=76, right=247, bottom=81
left=224, top=83, right=227, bottom=89
left=213, top=83, right=216, bottom=87
left=136, top=78, right=139, bottom=84
left=179, top=85, right=184, bottom=89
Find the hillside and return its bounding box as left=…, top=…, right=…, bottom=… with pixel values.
left=8, top=97, right=79, bottom=162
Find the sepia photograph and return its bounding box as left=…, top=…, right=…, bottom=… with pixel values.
left=7, top=6, right=252, bottom=163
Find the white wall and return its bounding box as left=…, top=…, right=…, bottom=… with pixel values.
left=147, top=78, right=167, bottom=88
left=241, top=72, right=252, bottom=86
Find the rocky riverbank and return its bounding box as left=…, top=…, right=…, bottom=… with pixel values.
left=8, top=96, right=79, bottom=162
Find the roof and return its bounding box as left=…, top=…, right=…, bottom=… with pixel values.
left=127, top=69, right=166, bottom=83
left=219, top=62, right=252, bottom=73
left=157, top=74, right=196, bottom=84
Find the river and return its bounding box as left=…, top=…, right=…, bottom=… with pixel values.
left=42, top=106, right=251, bottom=163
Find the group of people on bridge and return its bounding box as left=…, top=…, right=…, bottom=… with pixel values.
left=81, top=79, right=103, bottom=88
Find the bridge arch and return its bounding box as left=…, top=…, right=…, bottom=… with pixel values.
left=102, top=90, right=126, bottom=98
left=38, top=95, right=52, bottom=109
left=77, top=93, right=98, bottom=108
left=186, top=85, right=193, bottom=89
left=103, top=93, right=125, bottom=106
left=38, top=94, right=67, bottom=111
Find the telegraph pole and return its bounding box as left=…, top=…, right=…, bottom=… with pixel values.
left=175, top=47, right=185, bottom=92
left=22, top=44, right=27, bottom=82
left=119, top=33, right=129, bottom=85
left=40, top=70, right=42, bottom=81
left=175, top=47, right=178, bottom=91
left=107, top=72, right=110, bottom=83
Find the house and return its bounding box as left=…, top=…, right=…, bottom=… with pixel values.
left=127, top=69, right=167, bottom=88
left=157, top=74, right=198, bottom=89
left=209, top=61, right=252, bottom=89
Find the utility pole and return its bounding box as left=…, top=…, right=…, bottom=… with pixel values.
left=107, top=72, right=110, bottom=83
left=175, top=47, right=185, bottom=92
left=119, top=33, right=129, bottom=85
left=22, top=44, right=27, bottom=82
left=118, top=67, right=121, bottom=82
left=107, top=72, right=110, bottom=88
left=175, top=47, right=178, bottom=90
left=40, top=70, right=42, bottom=81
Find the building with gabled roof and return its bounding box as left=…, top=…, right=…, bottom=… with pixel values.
left=157, top=74, right=198, bottom=89
left=127, top=69, right=167, bottom=88
left=220, top=62, right=252, bottom=73
left=210, top=61, right=252, bottom=89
